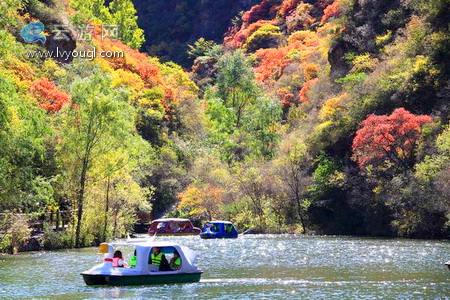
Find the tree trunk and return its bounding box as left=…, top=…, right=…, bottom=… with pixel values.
left=74, top=155, right=89, bottom=248
left=102, top=177, right=111, bottom=242
left=113, top=208, right=119, bottom=237
left=295, top=189, right=306, bottom=234
left=55, top=210, right=60, bottom=231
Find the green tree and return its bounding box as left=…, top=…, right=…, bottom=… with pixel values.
left=216, top=50, right=258, bottom=128
left=187, top=38, right=218, bottom=59
left=71, top=0, right=144, bottom=48
left=241, top=97, right=281, bottom=158
left=273, top=138, right=312, bottom=233
left=0, top=73, right=49, bottom=212
left=109, top=0, right=145, bottom=49
left=57, top=70, right=142, bottom=247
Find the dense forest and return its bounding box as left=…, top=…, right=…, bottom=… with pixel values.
left=0, top=0, right=449, bottom=253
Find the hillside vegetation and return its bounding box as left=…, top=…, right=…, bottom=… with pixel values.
left=183, top=0, right=450, bottom=238
left=0, top=0, right=449, bottom=253
left=0, top=0, right=201, bottom=251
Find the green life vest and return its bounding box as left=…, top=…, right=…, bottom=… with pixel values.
left=151, top=252, right=163, bottom=267
left=170, top=257, right=181, bottom=270
left=174, top=257, right=181, bottom=266
left=130, top=255, right=137, bottom=267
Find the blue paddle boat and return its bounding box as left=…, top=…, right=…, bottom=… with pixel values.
left=200, top=221, right=238, bottom=239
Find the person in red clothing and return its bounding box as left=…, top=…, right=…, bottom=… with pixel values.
left=112, top=250, right=129, bottom=268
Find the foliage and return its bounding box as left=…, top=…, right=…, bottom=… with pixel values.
left=0, top=214, right=31, bottom=253
left=244, top=24, right=282, bottom=53
left=0, top=73, right=49, bottom=212
left=352, top=108, right=433, bottom=175
left=56, top=68, right=150, bottom=246
left=42, top=228, right=74, bottom=250
left=309, top=153, right=343, bottom=198
left=177, top=183, right=223, bottom=220
left=321, top=1, right=342, bottom=23
left=1, top=0, right=450, bottom=244
left=187, top=38, right=218, bottom=59
left=30, top=78, right=71, bottom=113
left=70, top=0, right=144, bottom=48
left=254, top=47, right=292, bottom=82
left=299, top=78, right=319, bottom=102
left=0, top=0, right=25, bottom=28
left=216, top=50, right=258, bottom=128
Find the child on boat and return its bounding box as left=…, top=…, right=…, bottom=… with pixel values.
left=113, top=250, right=129, bottom=268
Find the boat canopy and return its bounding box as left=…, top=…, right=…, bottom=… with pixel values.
left=132, top=241, right=198, bottom=273
left=148, top=218, right=201, bottom=235
left=207, top=221, right=233, bottom=224
left=152, top=218, right=192, bottom=223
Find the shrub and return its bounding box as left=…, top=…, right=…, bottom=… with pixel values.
left=30, top=78, right=71, bottom=113
left=244, top=24, right=282, bottom=53
left=43, top=228, right=73, bottom=250
left=0, top=234, right=12, bottom=253
left=303, top=63, right=319, bottom=81
left=0, top=215, right=32, bottom=253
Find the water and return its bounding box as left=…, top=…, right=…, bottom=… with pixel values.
left=0, top=235, right=449, bottom=299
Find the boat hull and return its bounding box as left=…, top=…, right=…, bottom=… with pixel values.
left=200, top=233, right=238, bottom=239
left=151, top=232, right=200, bottom=236
left=82, top=272, right=202, bottom=286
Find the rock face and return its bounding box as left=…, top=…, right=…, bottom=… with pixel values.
left=133, top=0, right=261, bottom=66
left=44, top=26, right=77, bottom=63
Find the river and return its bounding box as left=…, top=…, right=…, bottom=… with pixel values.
left=0, top=235, right=449, bottom=299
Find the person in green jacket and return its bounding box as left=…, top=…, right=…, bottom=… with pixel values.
left=170, top=250, right=182, bottom=270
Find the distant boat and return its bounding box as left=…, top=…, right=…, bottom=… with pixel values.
left=81, top=241, right=202, bottom=286
left=446, top=260, right=450, bottom=271
left=147, top=218, right=201, bottom=236
left=200, top=221, right=238, bottom=239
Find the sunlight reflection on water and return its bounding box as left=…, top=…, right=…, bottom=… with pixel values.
left=0, top=234, right=449, bottom=299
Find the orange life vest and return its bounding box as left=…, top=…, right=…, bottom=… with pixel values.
left=112, top=257, right=123, bottom=267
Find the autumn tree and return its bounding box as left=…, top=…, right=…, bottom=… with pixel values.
left=177, top=183, right=223, bottom=220
left=321, top=1, right=342, bottom=23
left=352, top=108, right=432, bottom=175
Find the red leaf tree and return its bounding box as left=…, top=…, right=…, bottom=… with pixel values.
left=352, top=108, right=432, bottom=172
left=299, top=78, right=319, bottom=102
left=30, top=78, right=71, bottom=112
left=254, top=47, right=291, bottom=82
left=321, top=1, right=342, bottom=23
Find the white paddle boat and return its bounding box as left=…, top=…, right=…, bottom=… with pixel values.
left=81, top=240, right=202, bottom=286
